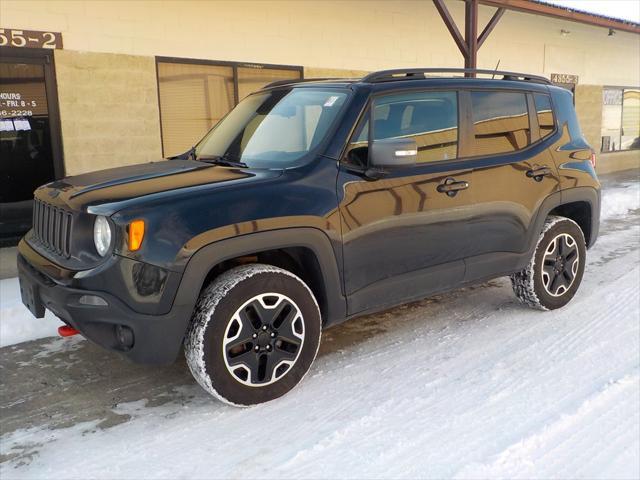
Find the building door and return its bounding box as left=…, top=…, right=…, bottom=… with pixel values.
left=0, top=48, right=63, bottom=246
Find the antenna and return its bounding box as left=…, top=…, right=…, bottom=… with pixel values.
left=491, top=60, right=501, bottom=79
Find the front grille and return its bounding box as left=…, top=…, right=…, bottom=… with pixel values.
left=32, top=199, right=73, bottom=258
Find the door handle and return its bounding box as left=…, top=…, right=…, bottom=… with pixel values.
left=437, top=177, right=469, bottom=197
left=526, top=166, right=552, bottom=182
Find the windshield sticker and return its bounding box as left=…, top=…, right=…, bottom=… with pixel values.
left=324, top=95, right=340, bottom=107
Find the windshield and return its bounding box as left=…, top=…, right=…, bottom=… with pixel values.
left=194, top=87, right=349, bottom=168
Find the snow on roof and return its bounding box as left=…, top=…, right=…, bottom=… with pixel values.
left=532, top=0, right=640, bottom=28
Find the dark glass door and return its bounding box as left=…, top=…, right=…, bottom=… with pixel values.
left=0, top=50, right=62, bottom=246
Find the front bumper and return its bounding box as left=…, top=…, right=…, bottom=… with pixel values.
left=17, top=240, right=193, bottom=365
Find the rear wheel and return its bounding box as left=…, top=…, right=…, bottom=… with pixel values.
left=185, top=264, right=321, bottom=406
left=510, top=216, right=586, bottom=310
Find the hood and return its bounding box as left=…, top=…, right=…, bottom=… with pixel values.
left=36, top=159, right=282, bottom=213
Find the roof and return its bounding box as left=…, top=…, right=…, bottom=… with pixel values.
left=480, top=0, right=640, bottom=34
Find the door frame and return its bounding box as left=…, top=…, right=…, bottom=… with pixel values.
left=0, top=46, right=65, bottom=179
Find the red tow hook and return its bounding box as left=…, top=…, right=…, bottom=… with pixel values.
left=58, top=325, right=80, bottom=337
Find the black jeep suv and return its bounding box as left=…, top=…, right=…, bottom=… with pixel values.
left=18, top=69, right=600, bottom=406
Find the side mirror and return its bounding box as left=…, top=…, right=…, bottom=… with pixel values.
left=370, top=138, right=418, bottom=168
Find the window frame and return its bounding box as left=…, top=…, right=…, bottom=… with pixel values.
left=370, top=90, right=460, bottom=163
left=466, top=88, right=534, bottom=158
left=155, top=56, right=303, bottom=157
left=530, top=92, right=558, bottom=143
left=600, top=85, right=640, bottom=154
left=460, top=87, right=559, bottom=161
left=342, top=85, right=559, bottom=170
left=342, top=86, right=464, bottom=170
left=0, top=46, right=65, bottom=180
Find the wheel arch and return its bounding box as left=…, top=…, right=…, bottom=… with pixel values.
left=528, top=187, right=600, bottom=259
left=548, top=201, right=592, bottom=246
left=173, top=228, right=347, bottom=333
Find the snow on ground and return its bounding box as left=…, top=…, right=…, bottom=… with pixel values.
left=601, top=180, right=640, bottom=219
left=0, top=177, right=639, bottom=479
left=0, top=278, right=62, bottom=348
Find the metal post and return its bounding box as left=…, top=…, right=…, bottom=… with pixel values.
left=465, top=0, right=479, bottom=76
left=432, top=0, right=505, bottom=78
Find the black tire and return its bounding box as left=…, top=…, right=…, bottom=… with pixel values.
left=185, top=264, right=321, bottom=407
left=510, top=216, right=586, bottom=310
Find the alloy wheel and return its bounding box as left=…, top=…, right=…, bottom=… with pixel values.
left=540, top=233, right=580, bottom=297
left=222, top=293, right=305, bottom=387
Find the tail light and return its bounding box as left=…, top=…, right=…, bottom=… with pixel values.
left=590, top=152, right=596, bottom=168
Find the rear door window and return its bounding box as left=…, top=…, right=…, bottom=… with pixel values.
left=470, top=91, right=531, bottom=156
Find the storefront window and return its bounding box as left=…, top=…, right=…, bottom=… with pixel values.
left=157, top=62, right=234, bottom=159
left=601, top=88, right=640, bottom=152
left=157, top=59, right=302, bottom=157
left=237, top=66, right=300, bottom=101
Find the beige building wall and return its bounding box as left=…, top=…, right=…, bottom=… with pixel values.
left=54, top=51, right=162, bottom=175
left=2, top=0, right=638, bottom=84
left=574, top=84, right=639, bottom=174
left=1, top=0, right=639, bottom=174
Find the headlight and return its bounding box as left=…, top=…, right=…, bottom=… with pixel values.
left=93, top=216, right=112, bottom=257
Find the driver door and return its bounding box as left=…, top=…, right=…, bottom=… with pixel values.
left=337, top=89, right=473, bottom=315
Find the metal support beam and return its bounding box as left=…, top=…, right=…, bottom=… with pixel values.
left=433, top=0, right=469, bottom=58
left=432, top=0, right=507, bottom=78
left=477, top=7, right=505, bottom=48
left=464, top=0, right=479, bottom=75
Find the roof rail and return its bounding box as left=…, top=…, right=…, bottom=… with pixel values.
left=361, top=68, right=551, bottom=85
left=263, top=77, right=345, bottom=89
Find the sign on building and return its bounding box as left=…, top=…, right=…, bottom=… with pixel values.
left=0, top=29, right=62, bottom=49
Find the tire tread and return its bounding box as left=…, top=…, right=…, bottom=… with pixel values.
left=510, top=215, right=583, bottom=311
left=184, top=263, right=320, bottom=407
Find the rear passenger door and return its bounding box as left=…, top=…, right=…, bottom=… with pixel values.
left=463, top=89, right=560, bottom=281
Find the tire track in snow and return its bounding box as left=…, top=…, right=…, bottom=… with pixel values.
left=269, top=224, right=640, bottom=479
left=453, top=372, right=640, bottom=479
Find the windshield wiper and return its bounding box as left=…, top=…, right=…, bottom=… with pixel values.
left=197, top=154, right=248, bottom=168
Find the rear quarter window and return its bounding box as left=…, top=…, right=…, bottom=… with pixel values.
left=534, top=93, right=555, bottom=139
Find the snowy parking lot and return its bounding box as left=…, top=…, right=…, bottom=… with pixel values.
left=1, top=172, right=639, bottom=479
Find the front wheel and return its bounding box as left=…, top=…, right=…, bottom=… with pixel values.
left=185, top=264, right=321, bottom=407
left=511, top=216, right=586, bottom=310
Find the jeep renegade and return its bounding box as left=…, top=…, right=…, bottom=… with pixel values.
left=17, top=68, right=601, bottom=406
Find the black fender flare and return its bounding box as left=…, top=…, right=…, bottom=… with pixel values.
left=561, top=186, right=601, bottom=248
left=171, top=227, right=347, bottom=332
left=524, top=186, right=601, bottom=264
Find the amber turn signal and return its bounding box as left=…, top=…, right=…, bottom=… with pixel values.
left=128, top=220, right=145, bottom=251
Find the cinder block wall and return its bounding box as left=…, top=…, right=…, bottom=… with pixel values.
left=54, top=50, right=162, bottom=175
left=575, top=85, right=640, bottom=174
left=304, top=67, right=370, bottom=79
left=52, top=52, right=638, bottom=177
left=574, top=85, right=602, bottom=152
